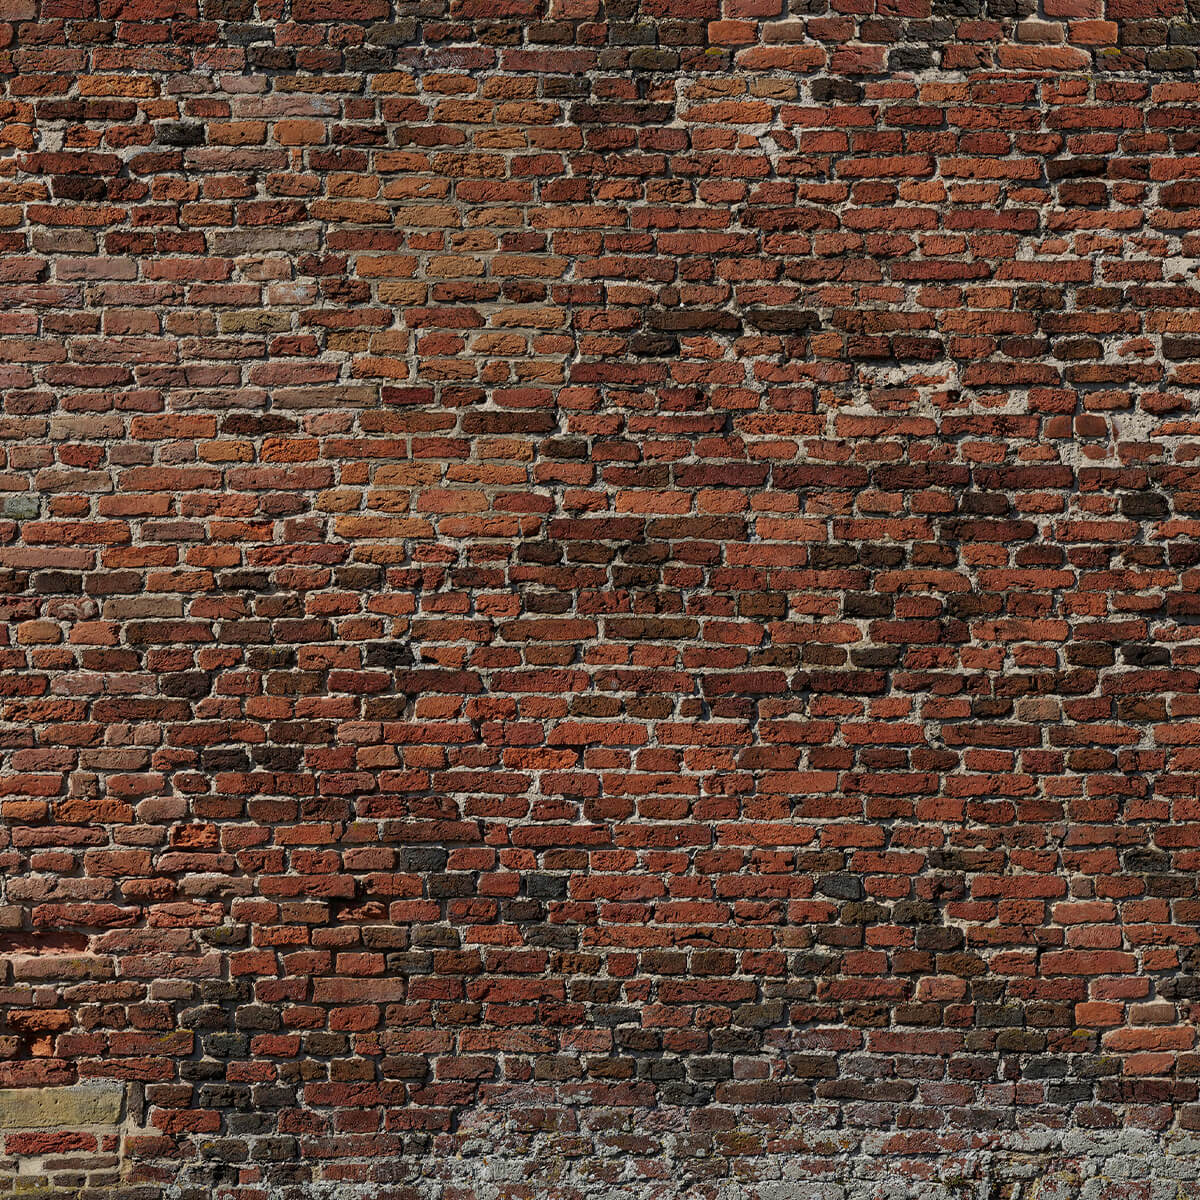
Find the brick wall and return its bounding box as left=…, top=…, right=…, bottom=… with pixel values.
left=3, top=0, right=1200, bottom=1197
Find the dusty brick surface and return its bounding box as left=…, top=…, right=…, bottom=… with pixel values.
left=3, top=0, right=1200, bottom=1197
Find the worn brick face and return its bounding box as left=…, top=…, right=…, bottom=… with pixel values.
left=2, top=1, right=1200, bottom=1197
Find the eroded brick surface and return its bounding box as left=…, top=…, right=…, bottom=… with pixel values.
left=3, top=0, right=1200, bottom=1197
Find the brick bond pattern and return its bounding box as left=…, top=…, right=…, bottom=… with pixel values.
left=3, top=0, right=1200, bottom=1197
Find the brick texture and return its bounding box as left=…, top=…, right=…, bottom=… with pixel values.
left=3, top=0, right=1200, bottom=1197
